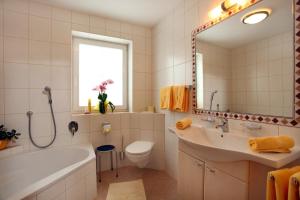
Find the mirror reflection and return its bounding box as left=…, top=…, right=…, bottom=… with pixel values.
left=195, top=0, right=294, bottom=117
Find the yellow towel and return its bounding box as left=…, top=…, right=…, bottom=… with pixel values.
left=267, top=166, right=300, bottom=200
left=172, top=86, right=189, bottom=112
left=249, top=135, right=294, bottom=153
left=160, top=86, right=173, bottom=110
left=176, top=118, right=192, bottom=130
left=288, top=172, right=300, bottom=200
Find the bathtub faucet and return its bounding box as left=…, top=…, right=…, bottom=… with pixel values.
left=68, top=121, right=78, bottom=136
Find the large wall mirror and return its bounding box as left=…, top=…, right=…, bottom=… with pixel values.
left=192, top=0, right=300, bottom=127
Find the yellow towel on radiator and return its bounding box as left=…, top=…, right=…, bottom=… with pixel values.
left=176, top=118, right=192, bottom=130
left=172, top=86, right=189, bottom=112
left=288, top=172, right=300, bottom=200
left=249, top=135, right=294, bottom=153
left=160, top=86, right=173, bottom=110
left=267, top=166, right=300, bottom=200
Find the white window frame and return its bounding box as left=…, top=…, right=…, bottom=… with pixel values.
left=72, top=36, right=128, bottom=112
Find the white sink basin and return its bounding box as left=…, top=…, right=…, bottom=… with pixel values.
left=169, top=125, right=300, bottom=168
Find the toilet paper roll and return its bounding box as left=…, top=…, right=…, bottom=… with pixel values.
left=102, top=124, right=111, bottom=134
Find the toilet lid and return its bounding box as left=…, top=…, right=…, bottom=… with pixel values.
left=126, top=141, right=154, bottom=155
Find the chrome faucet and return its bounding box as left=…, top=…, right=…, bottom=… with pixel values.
left=215, top=117, right=229, bottom=133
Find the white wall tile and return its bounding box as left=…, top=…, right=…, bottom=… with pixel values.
left=29, top=89, right=49, bottom=113
left=4, top=89, right=29, bottom=114
left=37, top=179, right=65, bottom=200
left=71, top=12, right=89, bottom=25
left=4, top=0, right=29, bottom=14
left=51, top=43, right=71, bottom=66
left=29, top=15, right=51, bottom=41
left=52, top=7, right=71, bottom=22
left=29, top=64, right=51, bottom=89
left=51, top=67, right=70, bottom=90
left=4, top=37, right=28, bottom=63
left=52, top=90, right=71, bottom=112
left=4, top=10, right=28, bottom=38
left=140, top=113, right=154, bottom=130
left=52, top=20, right=71, bottom=44
left=4, top=63, right=28, bottom=89
left=90, top=16, right=105, bottom=28
left=29, top=1, right=51, bottom=18
left=29, top=41, right=50, bottom=65
left=0, top=89, right=4, bottom=115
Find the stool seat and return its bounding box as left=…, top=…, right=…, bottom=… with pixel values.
left=97, top=145, right=115, bottom=152
left=95, top=144, right=118, bottom=182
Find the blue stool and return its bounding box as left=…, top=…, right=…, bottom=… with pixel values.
left=96, top=145, right=119, bottom=182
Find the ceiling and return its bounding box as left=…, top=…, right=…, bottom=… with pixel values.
left=197, top=0, right=293, bottom=49
left=36, top=0, right=182, bottom=27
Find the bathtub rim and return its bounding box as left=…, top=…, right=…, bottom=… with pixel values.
left=3, top=144, right=95, bottom=200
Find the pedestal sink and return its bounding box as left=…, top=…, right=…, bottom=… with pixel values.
left=169, top=125, right=300, bottom=168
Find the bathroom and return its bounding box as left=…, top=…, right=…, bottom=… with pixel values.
left=0, top=0, right=299, bottom=199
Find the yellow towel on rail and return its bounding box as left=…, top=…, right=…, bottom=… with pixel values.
left=176, top=118, right=192, bottom=130
left=288, top=172, right=300, bottom=200
left=249, top=135, right=294, bottom=153
left=267, top=166, right=300, bottom=200
left=160, top=86, right=173, bottom=110
left=172, top=86, right=189, bottom=112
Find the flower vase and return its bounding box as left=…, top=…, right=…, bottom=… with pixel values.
left=0, top=139, right=9, bottom=150
left=99, top=101, right=106, bottom=114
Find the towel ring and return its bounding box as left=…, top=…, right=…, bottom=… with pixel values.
left=268, top=173, right=275, bottom=181
left=292, top=177, right=300, bottom=186
left=269, top=174, right=300, bottom=186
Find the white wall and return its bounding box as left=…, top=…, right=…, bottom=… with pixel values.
left=152, top=0, right=224, bottom=179
left=231, top=31, right=294, bottom=117
left=152, top=0, right=300, bottom=180
left=196, top=40, right=231, bottom=111
left=0, top=0, right=154, bottom=152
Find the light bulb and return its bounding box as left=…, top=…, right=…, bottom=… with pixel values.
left=209, top=5, right=223, bottom=19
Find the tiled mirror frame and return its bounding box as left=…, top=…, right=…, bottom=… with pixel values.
left=191, top=0, right=300, bottom=127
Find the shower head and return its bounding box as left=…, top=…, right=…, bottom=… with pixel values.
left=43, top=86, right=51, bottom=94
left=43, top=86, right=52, bottom=103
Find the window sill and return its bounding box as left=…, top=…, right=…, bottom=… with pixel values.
left=71, top=111, right=129, bottom=116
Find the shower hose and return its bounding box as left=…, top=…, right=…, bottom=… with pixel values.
left=27, top=100, right=57, bottom=148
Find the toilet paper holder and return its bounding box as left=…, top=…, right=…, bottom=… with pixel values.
left=102, top=122, right=111, bottom=134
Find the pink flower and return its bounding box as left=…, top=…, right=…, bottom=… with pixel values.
left=99, top=85, right=106, bottom=93
left=106, top=79, right=114, bottom=84
left=92, top=85, right=101, bottom=91
left=92, top=79, right=113, bottom=93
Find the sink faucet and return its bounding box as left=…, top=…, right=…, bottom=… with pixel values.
left=215, top=118, right=229, bottom=133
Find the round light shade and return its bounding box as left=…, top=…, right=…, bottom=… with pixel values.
left=242, top=9, right=271, bottom=25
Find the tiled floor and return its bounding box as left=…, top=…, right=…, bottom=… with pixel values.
left=96, top=166, right=179, bottom=200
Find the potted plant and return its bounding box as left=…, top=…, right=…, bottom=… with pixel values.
left=0, top=125, right=21, bottom=150
left=93, top=79, right=116, bottom=114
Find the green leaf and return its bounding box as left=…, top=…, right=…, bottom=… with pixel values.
left=103, top=93, right=107, bottom=102
left=98, top=93, right=103, bottom=101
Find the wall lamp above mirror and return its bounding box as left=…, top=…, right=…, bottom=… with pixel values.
left=192, top=0, right=300, bottom=127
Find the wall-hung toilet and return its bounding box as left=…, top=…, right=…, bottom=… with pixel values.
left=125, top=141, right=154, bottom=168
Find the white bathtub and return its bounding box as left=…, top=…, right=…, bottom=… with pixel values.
left=0, top=144, right=97, bottom=200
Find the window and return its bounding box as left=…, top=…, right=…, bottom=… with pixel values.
left=73, top=37, right=128, bottom=111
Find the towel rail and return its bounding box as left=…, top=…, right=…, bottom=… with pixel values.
left=292, top=177, right=300, bottom=186
left=268, top=174, right=300, bottom=186
left=269, top=174, right=275, bottom=181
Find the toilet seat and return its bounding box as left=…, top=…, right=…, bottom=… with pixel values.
left=125, top=141, right=154, bottom=155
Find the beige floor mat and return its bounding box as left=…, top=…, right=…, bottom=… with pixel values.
left=106, top=179, right=146, bottom=200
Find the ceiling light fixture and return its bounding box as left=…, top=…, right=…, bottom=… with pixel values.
left=209, top=0, right=249, bottom=20
left=222, top=0, right=248, bottom=11
left=242, top=9, right=271, bottom=25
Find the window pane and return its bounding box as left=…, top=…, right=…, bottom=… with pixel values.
left=79, top=43, right=124, bottom=107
